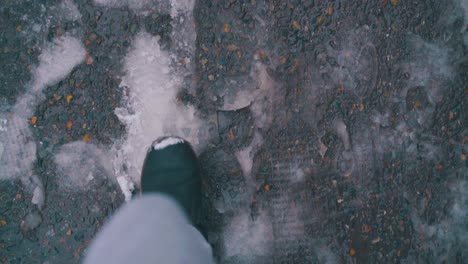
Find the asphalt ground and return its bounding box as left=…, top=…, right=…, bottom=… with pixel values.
left=0, top=0, right=467, bottom=263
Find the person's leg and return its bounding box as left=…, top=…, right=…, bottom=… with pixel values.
left=84, top=137, right=213, bottom=263
left=84, top=194, right=213, bottom=264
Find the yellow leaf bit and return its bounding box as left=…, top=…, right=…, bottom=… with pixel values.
left=66, top=94, right=73, bottom=104
left=83, top=133, right=91, bottom=143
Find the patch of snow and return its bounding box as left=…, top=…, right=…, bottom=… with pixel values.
left=333, top=119, right=350, bottom=150
left=223, top=210, right=273, bottom=257
left=458, top=0, right=468, bottom=31
left=0, top=118, right=7, bottom=131
left=221, top=89, right=255, bottom=111
left=54, top=141, right=113, bottom=188
left=117, top=176, right=135, bottom=202
left=409, top=180, right=468, bottom=262
left=170, top=0, right=195, bottom=17
left=58, top=0, right=82, bottom=21
left=290, top=165, right=305, bottom=183
left=32, top=185, right=45, bottom=208
left=111, top=32, right=204, bottom=200
left=30, top=35, right=86, bottom=95
left=222, top=63, right=280, bottom=131
left=152, top=137, right=185, bottom=150
left=21, top=212, right=42, bottom=231
left=235, top=131, right=263, bottom=191
left=0, top=35, right=84, bottom=181
left=400, top=35, right=454, bottom=104
left=93, top=0, right=172, bottom=15
left=235, top=146, right=253, bottom=177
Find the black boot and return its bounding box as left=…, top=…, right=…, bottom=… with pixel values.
left=140, top=136, right=201, bottom=225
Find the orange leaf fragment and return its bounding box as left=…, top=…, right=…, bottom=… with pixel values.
left=31, top=116, right=38, bottom=125
left=223, top=23, right=231, bottom=33
left=363, top=224, right=372, bottom=232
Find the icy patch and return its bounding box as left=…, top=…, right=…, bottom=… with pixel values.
left=57, top=0, right=82, bottom=21
left=93, top=0, right=172, bottom=15
left=336, top=40, right=377, bottom=97
left=117, top=176, right=135, bottom=201
left=222, top=63, right=280, bottom=130
left=168, top=0, right=197, bottom=76
left=93, top=0, right=151, bottom=16
left=93, top=0, right=193, bottom=17
left=0, top=35, right=85, bottom=183
left=314, top=244, right=339, bottom=264
left=94, top=0, right=136, bottom=7
left=32, top=185, right=45, bottom=207
left=0, top=118, right=7, bottom=131
left=249, top=64, right=279, bottom=129
left=235, top=131, right=263, bottom=189
left=221, top=64, right=285, bottom=259
left=20, top=212, right=42, bottom=231
left=290, top=164, right=305, bottom=183
left=30, top=35, right=86, bottom=95
left=223, top=210, right=273, bottom=257
left=235, top=146, right=254, bottom=178
left=112, top=32, right=204, bottom=201
left=409, top=180, right=468, bottom=262
left=460, top=0, right=468, bottom=46
left=222, top=89, right=254, bottom=111
left=400, top=35, right=454, bottom=103
left=333, top=119, right=350, bottom=150
left=54, top=141, right=113, bottom=188
left=0, top=142, right=3, bottom=160
left=0, top=114, right=37, bottom=180
left=316, top=26, right=377, bottom=98
left=1, top=35, right=83, bottom=209
left=456, top=0, right=468, bottom=33
left=170, top=0, right=195, bottom=17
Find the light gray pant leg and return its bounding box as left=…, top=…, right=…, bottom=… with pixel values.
left=84, top=194, right=214, bottom=264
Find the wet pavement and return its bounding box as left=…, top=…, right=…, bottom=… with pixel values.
left=1, top=0, right=467, bottom=263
